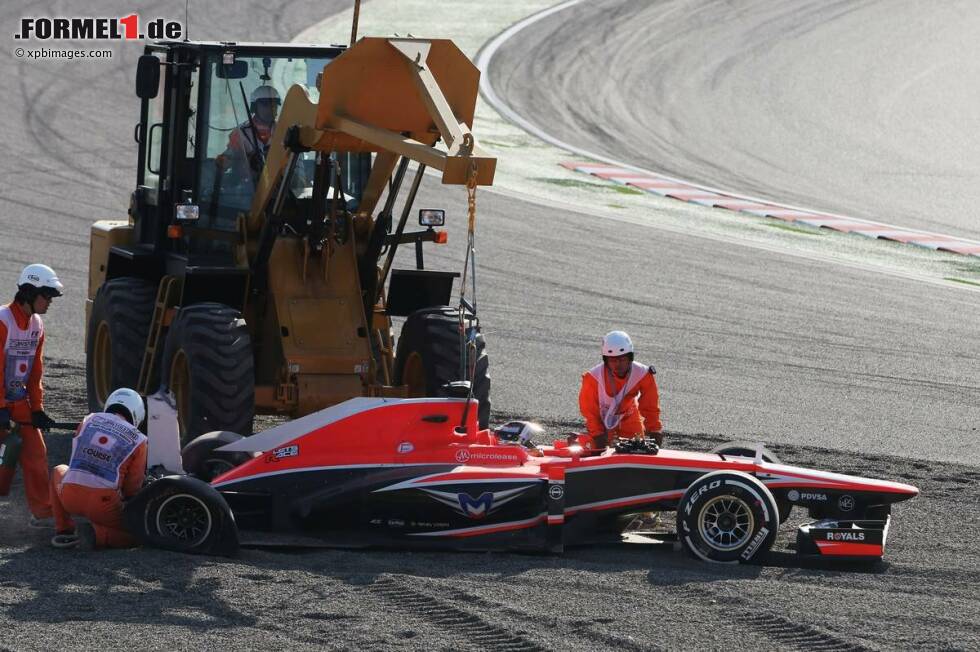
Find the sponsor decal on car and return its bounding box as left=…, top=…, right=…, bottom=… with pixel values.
left=266, top=445, right=299, bottom=462
left=825, top=531, right=865, bottom=542
left=787, top=489, right=829, bottom=502
left=397, top=441, right=414, bottom=454
left=421, top=485, right=534, bottom=520
left=838, top=495, right=855, bottom=512
left=454, top=448, right=521, bottom=465
left=548, top=484, right=564, bottom=500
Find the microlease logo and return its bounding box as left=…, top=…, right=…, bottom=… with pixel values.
left=15, top=15, right=183, bottom=41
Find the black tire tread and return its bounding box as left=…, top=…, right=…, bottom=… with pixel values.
left=161, top=303, right=254, bottom=442
left=393, top=306, right=491, bottom=428
left=85, top=277, right=156, bottom=412
left=679, top=470, right=779, bottom=564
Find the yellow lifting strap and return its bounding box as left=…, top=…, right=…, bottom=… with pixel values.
left=459, top=159, right=479, bottom=315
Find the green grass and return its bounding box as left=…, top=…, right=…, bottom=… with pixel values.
left=534, top=177, right=644, bottom=195
left=944, top=277, right=980, bottom=288
left=950, top=262, right=980, bottom=274
left=766, top=222, right=825, bottom=236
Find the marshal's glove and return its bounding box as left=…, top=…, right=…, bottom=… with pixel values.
left=0, top=407, right=9, bottom=432
left=31, top=411, right=57, bottom=430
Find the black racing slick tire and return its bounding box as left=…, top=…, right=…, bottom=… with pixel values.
left=124, top=475, right=238, bottom=556
left=393, top=307, right=491, bottom=428
left=85, top=277, right=156, bottom=412
left=679, top=470, right=779, bottom=564
left=181, top=431, right=253, bottom=482
left=161, top=303, right=254, bottom=445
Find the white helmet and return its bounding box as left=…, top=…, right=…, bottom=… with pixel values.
left=601, top=330, right=633, bottom=357
left=18, top=264, right=63, bottom=297
left=250, top=85, right=281, bottom=105
left=104, top=388, right=146, bottom=427
left=496, top=421, right=544, bottom=447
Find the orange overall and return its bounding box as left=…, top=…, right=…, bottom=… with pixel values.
left=0, top=302, right=51, bottom=518
left=50, top=413, right=147, bottom=549
left=579, top=361, right=662, bottom=446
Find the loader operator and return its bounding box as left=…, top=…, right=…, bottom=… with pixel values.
left=578, top=330, right=663, bottom=449
left=215, top=84, right=280, bottom=183
left=49, top=388, right=147, bottom=550
left=0, top=264, right=63, bottom=529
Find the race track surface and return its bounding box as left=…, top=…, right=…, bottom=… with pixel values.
left=486, top=0, right=980, bottom=240
left=1, top=1, right=978, bottom=649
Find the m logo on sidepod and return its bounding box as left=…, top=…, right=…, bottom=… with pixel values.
left=421, top=485, right=533, bottom=520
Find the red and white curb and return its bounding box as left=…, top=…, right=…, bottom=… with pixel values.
left=561, top=162, right=980, bottom=258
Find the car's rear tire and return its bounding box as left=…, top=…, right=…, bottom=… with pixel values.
left=181, top=431, right=253, bottom=482
left=85, top=277, right=156, bottom=412
left=160, top=303, right=254, bottom=445
left=393, top=306, right=491, bottom=428
left=679, top=470, right=779, bottom=564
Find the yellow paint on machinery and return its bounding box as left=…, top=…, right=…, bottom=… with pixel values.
left=86, top=34, right=496, bottom=434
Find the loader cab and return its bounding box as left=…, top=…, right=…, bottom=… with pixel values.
left=132, top=41, right=368, bottom=266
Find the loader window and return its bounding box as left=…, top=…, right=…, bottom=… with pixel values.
left=185, top=67, right=199, bottom=160
left=196, top=52, right=336, bottom=231
left=140, top=60, right=167, bottom=203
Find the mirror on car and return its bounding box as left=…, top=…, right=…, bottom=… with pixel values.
left=215, top=59, right=249, bottom=79
left=135, top=54, right=160, bottom=99
left=418, top=209, right=445, bottom=227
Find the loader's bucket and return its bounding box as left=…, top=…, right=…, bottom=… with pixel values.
left=316, top=37, right=479, bottom=146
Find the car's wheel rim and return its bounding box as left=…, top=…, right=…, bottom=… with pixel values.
left=402, top=351, right=425, bottom=396
left=698, top=495, right=755, bottom=551
left=156, top=493, right=212, bottom=548
left=170, top=349, right=191, bottom=442
left=93, top=320, right=112, bottom=404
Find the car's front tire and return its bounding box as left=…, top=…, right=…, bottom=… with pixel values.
left=679, top=470, right=779, bottom=563
left=181, top=431, right=253, bottom=482
left=124, top=476, right=238, bottom=556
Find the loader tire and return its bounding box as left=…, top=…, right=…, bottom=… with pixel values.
left=161, top=303, right=254, bottom=445
left=86, top=277, right=156, bottom=412
left=393, top=306, right=491, bottom=429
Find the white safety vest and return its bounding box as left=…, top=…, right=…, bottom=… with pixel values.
left=0, top=306, right=42, bottom=403
left=588, top=361, right=652, bottom=431
left=63, top=413, right=146, bottom=490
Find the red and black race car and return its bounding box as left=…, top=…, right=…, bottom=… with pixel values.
left=125, top=396, right=918, bottom=563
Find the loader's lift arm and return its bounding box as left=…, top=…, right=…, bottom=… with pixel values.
left=247, top=37, right=496, bottom=236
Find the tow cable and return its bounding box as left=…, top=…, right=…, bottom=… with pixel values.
left=457, top=159, right=480, bottom=432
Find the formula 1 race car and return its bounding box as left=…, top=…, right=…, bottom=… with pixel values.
left=124, top=394, right=918, bottom=563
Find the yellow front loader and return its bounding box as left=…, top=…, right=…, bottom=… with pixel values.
left=86, top=35, right=495, bottom=442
